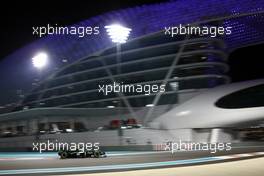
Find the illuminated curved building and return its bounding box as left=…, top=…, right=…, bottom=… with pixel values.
left=19, top=0, right=264, bottom=110
left=0, top=0, right=264, bottom=150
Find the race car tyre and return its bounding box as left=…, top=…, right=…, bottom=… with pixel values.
left=94, top=151, right=100, bottom=158
left=60, top=152, right=68, bottom=159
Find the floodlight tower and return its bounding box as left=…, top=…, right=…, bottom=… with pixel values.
left=105, top=24, right=132, bottom=138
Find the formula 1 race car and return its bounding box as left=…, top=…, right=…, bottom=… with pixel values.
left=58, top=149, right=106, bottom=159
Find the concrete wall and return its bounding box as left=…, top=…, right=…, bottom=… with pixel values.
left=0, top=128, right=195, bottom=151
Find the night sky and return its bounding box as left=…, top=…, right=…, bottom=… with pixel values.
left=0, top=0, right=167, bottom=60
left=0, top=0, right=263, bottom=105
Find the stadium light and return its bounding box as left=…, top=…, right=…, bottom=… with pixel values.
left=105, top=24, right=132, bottom=44
left=32, top=52, right=48, bottom=69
